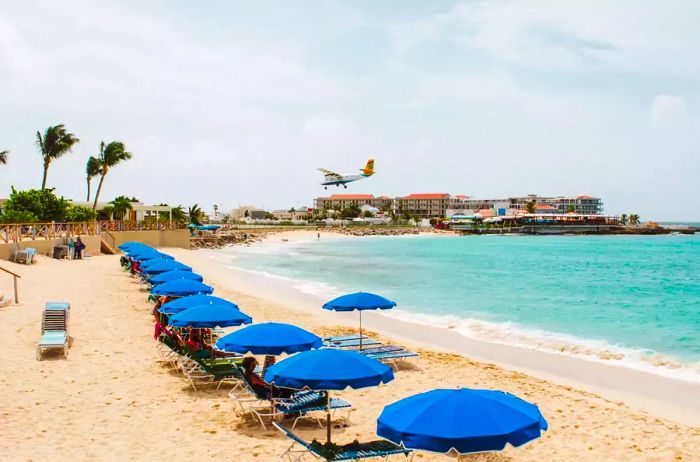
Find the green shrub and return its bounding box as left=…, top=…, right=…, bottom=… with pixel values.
left=65, top=205, right=97, bottom=222
left=2, top=188, right=68, bottom=222
left=0, top=210, right=39, bottom=223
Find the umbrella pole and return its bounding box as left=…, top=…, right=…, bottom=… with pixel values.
left=326, top=391, right=331, bottom=443
left=359, top=311, right=363, bottom=351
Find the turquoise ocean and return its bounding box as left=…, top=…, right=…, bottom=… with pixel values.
left=217, top=234, right=700, bottom=382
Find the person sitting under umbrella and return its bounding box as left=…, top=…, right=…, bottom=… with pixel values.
left=241, top=357, right=293, bottom=400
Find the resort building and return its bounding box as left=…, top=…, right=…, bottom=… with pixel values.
left=394, top=193, right=453, bottom=219
left=314, top=194, right=393, bottom=212
left=231, top=205, right=267, bottom=221
left=446, top=195, right=603, bottom=217
left=313, top=193, right=604, bottom=219
left=270, top=208, right=313, bottom=220
left=71, top=201, right=174, bottom=222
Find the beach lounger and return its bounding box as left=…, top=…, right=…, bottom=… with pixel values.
left=230, top=376, right=352, bottom=430
left=37, top=302, right=70, bottom=360
left=323, top=338, right=381, bottom=349
left=362, top=349, right=419, bottom=369
left=15, top=247, right=37, bottom=264
left=274, top=422, right=411, bottom=461
left=178, top=350, right=244, bottom=391
left=275, top=391, right=352, bottom=431
left=324, top=334, right=370, bottom=343
left=37, top=331, right=68, bottom=360
left=355, top=345, right=404, bottom=355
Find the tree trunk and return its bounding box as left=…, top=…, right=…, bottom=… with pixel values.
left=86, top=177, right=91, bottom=202
left=41, top=161, right=49, bottom=189
left=93, top=173, right=106, bottom=210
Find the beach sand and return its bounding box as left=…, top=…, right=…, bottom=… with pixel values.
left=1, top=238, right=699, bottom=461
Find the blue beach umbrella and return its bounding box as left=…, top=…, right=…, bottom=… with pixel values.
left=151, top=280, right=213, bottom=297
left=126, top=248, right=159, bottom=259
left=265, top=349, right=394, bottom=443
left=142, top=260, right=192, bottom=275
left=215, top=322, right=322, bottom=355
left=139, top=256, right=179, bottom=269
left=149, top=270, right=204, bottom=285
left=168, top=304, right=252, bottom=328
left=119, top=242, right=149, bottom=251
left=377, top=388, right=548, bottom=457
left=139, top=252, right=174, bottom=260
left=323, top=292, right=397, bottom=349
left=159, top=294, right=238, bottom=314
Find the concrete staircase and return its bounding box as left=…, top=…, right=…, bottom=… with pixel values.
left=100, top=238, right=117, bottom=254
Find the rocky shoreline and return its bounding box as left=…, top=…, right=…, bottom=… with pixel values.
left=189, top=230, right=277, bottom=249
left=189, top=226, right=450, bottom=249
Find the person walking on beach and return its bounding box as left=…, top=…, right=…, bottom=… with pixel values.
left=74, top=237, right=85, bottom=260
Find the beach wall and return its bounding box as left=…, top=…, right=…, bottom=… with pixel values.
left=109, top=229, right=191, bottom=249
left=0, top=235, right=101, bottom=260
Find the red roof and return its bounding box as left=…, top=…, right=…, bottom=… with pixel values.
left=536, top=204, right=556, bottom=209
left=576, top=195, right=596, bottom=199
left=401, top=193, right=450, bottom=199
left=325, top=194, right=375, bottom=200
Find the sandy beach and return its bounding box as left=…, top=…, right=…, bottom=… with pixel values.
left=2, top=235, right=699, bottom=461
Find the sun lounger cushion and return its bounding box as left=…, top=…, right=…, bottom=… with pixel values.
left=324, top=338, right=381, bottom=348
left=364, top=350, right=419, bottom=362
left=38, top=331, right=67, bottom=346
left=45, top=302, right=71, bottom=311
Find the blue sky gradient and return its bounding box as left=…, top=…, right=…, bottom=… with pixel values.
left=0, top=1, right=698, bottom=219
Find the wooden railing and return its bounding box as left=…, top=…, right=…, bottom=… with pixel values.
left=0, top=222, right=100, bottom=244
left=0, top=221, right=185, bottom=244
left=97, top=220, right=183, bottom=232
left=0, top=266, right=21, bottom=303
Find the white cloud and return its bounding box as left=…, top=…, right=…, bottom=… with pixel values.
left=0, top=1, right=698, bottom=220
left=391, top=0, right=700, bottom=75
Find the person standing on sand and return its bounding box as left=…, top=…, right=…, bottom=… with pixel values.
left=74, top=237, right=85, bottom=259
left=67, top=237, right=75, bottom=259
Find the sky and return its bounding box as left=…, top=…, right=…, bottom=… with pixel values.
left=0, top=0, right=698, bottom=220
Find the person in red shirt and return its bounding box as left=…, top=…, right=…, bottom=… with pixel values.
left=241, top=357, right=292, bottom=399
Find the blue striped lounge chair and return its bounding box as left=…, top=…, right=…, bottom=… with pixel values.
left=274, top=422, right=411, bottom=461
left=37, top=302, right=70, bottom=360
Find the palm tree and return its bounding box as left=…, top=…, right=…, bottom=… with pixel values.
left=0, top=150, right=8, bottom=165
left=92, top=141, right=133, bottom=209
left=85, top=156, right=101, bottom=202
left=629, top=214, right=640, bottom=226
left=171, top=206, right=187, bottom=224
left=620, top=213, right=628, bottom=225
left=525, top=200, right=537, bottom=214
left=109, top=196, right=133, bottom=220
left=188, top=204, right=204, bottom=225
left=36, top=124, right=80, bottom=189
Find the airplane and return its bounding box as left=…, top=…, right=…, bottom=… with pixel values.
left=318, top=159, right=375, bottom=189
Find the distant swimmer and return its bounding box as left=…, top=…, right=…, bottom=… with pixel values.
left=318, top=159, right=375, bottom=189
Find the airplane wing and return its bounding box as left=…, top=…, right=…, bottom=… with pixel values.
left=318, top=168, right=342, bottom=180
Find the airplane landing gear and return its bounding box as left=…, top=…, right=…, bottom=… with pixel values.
left=343, top=185, right=348, bottom=189
left=324, top=186, right=327, bottom=190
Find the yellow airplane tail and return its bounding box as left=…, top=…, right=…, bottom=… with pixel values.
left=361, top=159, right=375, bottom=176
